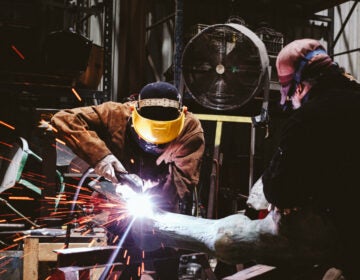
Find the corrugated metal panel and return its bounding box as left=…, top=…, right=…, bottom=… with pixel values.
left=333, top=2, right=360, bottom=80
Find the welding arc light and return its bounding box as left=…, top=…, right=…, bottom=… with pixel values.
left=126, top=193, right=154, bottom=218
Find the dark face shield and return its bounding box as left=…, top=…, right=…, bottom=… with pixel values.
left=131, top=98, right=186, bottom=145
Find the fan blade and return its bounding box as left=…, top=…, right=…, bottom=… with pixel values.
left=188, top=71, right=218, bottom=96
left=221, top=39, right=262, bottom=97
left=184, top=34, right=222, bottom=66
left=182, top=61, right=213, bottom=73
left=207, top=77, right=228, bottom=98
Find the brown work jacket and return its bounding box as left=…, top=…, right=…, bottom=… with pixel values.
left=51, top=101, right=205, bottom=203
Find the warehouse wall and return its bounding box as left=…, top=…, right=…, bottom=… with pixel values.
left=333, top=2, right=360, bottom=81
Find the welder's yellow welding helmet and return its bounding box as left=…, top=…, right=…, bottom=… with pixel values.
left=131, top=82, right=186, bottom=145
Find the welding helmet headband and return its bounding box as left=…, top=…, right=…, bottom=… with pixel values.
left=131, top=82, right=186, bottom=145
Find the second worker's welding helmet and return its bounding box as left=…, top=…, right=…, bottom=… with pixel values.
left=131, top=81, right=186, bottom=145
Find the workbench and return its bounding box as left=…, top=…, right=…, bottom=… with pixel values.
left=22, top=229, right=107, bottom=280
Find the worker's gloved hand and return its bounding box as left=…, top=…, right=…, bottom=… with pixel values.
left=94, top=154, right=127, bottom=183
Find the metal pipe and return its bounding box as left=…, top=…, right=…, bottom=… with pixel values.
left=0, top=198, right=40, bottom=228
left=328, top=7, right=335, bottom=56
left=70, top=167, right=95, bottom=214
left=331, top=47, right=360, bottom=57
left=146, top=12, right=175, bottom=31
left=249, top=125, right=255, bottom=192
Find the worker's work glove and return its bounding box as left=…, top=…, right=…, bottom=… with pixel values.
left=94, top=154, right=127, bottom=183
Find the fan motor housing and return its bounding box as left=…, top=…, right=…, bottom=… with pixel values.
left=182, top=23, right=269, bottom=112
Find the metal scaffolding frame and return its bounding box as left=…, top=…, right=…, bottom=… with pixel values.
left=102, top=0, right=113, bottom=100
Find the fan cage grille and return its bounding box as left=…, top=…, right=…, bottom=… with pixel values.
left=182, top=24, right=268, bottom=111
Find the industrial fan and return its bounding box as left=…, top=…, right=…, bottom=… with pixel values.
left=182, top=23, right=269, bottom=111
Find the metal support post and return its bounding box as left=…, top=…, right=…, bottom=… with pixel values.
left=195, top=114, right=254, bottom=219
left=174, top=0, right=184, bottom=90
left=103, top=0, right=113, bottom=99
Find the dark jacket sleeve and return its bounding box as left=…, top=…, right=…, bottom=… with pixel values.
left=51, top=101, right=131, bottom=167
left=262, top=115, right=311, bottom=209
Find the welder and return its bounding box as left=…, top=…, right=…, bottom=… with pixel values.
left=51, top=81, right=205, bottom=280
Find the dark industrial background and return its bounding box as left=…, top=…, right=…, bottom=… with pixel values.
left=1, top=1, right=359, bottom=279
left=0, top=0, right=357, bottom=232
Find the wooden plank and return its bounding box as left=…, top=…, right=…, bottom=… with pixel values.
left=23, top=233, right=107, bottom=279
left=23, top=237, right=39, bottom=280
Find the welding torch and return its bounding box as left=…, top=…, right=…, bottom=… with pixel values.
left=115, top=171, right=144, bottom=193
